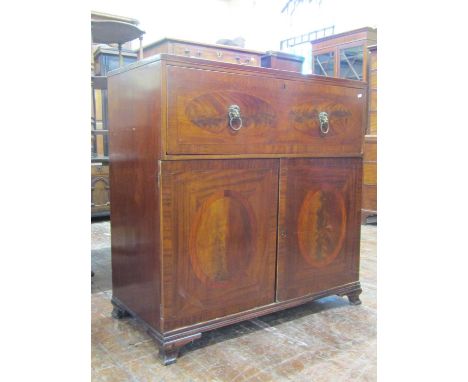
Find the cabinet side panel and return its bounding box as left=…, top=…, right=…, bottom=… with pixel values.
left=108, top=62, right=162, bottom=331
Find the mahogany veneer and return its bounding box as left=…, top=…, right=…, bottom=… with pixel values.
left=108, top=54, right=366, bottom=365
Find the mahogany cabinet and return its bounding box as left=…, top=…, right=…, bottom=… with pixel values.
left=107, top=54, right=366, bottom=365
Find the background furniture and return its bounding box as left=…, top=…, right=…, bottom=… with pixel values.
left=141, top=37, right=263, bottom=66
left=90, top=17, right=144, bottom=218
left=141, top=37, right=304, bottom=72
left=107, top=54, right=366, bottom=365
left=362, top=44, right=377, bottom=223
left=362, top=135, right=376, bottom=223
left=311, top=27, right=376, bottom=82
left=261, top=50, right=304, bottom=72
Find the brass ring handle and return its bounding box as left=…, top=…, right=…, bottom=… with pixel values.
left=228, top=105, right=243, bottom=131
left=318, top=111, right=329, bottom=135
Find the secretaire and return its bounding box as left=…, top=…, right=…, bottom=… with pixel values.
left=107, top=54, right=366, bottom=365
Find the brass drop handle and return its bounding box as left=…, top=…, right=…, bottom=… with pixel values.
left=318, top=111, right=329, bottom=135
left=228, top=105, right=243, bottom=131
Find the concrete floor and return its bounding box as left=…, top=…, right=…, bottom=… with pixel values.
left=92, top=221, right=377, bottom=381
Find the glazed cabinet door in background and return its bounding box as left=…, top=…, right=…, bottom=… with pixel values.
left=161, top=159, right=279, bottom=331
left=276, top=158, right=362, bottom=301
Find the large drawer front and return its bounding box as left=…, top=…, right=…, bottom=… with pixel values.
left=166, top=65, right=366, bottom=156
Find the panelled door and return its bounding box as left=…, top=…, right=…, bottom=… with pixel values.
left=276, top=158, right=362, bottom=301
left=161, top=159, right=279, bottom=331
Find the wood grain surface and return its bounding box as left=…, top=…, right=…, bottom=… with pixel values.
left=276, top=158, right=362, bottom=301
left=107, top=54, right=365, bottom=363
left=166, top=65, right=366, bottom=156
left=160, top=159, right=279, bottom=331
left=108, top=61, right=163, bottom=331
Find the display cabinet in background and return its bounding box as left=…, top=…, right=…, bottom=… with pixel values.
left=367, top=44, right=377, bottom=136
left=311, top=27, right=376, bottom=82
left=311, top=27, right=377, bottom=223
left=361, top=44, right=377, bottom=223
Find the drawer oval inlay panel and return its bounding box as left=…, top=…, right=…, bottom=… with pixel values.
left=167, top=65, right=365, bottom=155
left=289, top=101, right=352, bottom=137
left=185, top=92, right=276, bottom=133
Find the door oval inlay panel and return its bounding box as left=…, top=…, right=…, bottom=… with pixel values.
left=189, top=190, right=257, bottom=288
left=297, top=188, right=347, bottom=268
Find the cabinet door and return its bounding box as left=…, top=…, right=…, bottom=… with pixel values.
left=161, top=159, right=279, bottom=331
left=276, top=158, right=362, bottom=301
left=312, top=51, right=335, bottom=77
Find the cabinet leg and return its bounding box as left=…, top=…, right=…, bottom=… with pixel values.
left=347, top=291, right=362, bottom=305
left=157, top=333, right=202, bottom=366
left=158, top=345, right=181, bottom=366
left=111, top=300, right=131, bottom=319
